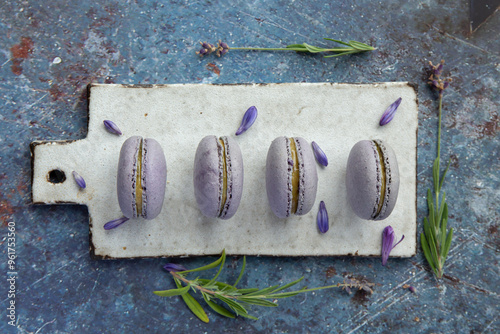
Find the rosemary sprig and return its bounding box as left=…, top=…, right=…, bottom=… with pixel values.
left=197, top=38, right=375, bottom=58
left=154, top=250, right=374, bottom=322
left=421, top=60, right=453, bottom=279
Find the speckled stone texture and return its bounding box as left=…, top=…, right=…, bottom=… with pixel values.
left=0, top=0, right=498, bottom=333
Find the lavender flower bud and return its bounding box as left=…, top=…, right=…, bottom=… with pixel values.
left=381, top=225, right=405, bottom=266
left=201, top=42, right=212, bottom=49
left=235, top=106, right=258, bottom=136
left=311, top=141, right=328, bottom=167
left=443, top=81, right=449, bottom=90
left=104, top=217, right=129, bottom=230
left=317, top=201, right=329, bottom=233
left=72, top=171, right=86, bottom=189
left=379, top=97, right=402, bottom=126
left=434, top=63, right=443, bottom=76
left=163, top=263, right=188, bottom=272
left=103, top=120, right=122, bottom=135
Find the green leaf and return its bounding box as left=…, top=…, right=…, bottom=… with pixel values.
left=439, top=159, right=451, bottom=191
left=302, top=43, right=325, bottom=53
left=204, top=249, right=226, bottom=288
left=153, top=284, right=190, bottom=297
left=234, top=256, right=246, bottom=287
left=197, top=279, right=237, bottom=293
left=238, top=297, right=278, bottom=307
left=236, top=312, right=259, bottom=320
left=215, top=294, right=248, bottom=315
left=285, top=44, right=309, bottom=52
left=267, top=290, right=304, bottom=299
left=426, top=188, right=434, bottom=213
left=243, top=285, right=280, bottom=297
left=181, top=249, right=226, bottom=274
left=440, top=203, right=449, bottom=245
left=323, top=50, right=359, bottom=58
left=442, top=228, right=453, bottom=262
left=348, top=40, right=374, bottom=50
left=270, top=277, right=304, bottom=293
left=323, top=38, right=352, bottom=46
left=202, top=293, right=235, bottom=318
left=174, top=279, right=209, bottom=323
left=421, top=233, right=438, bottom=275
left=237, top=288, right=260, bottom=294
left=433, top=157, right=440, bottom=194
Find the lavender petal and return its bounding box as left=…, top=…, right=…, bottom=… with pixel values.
left=409, top=286, right=417, bottom=293
left=379, top=97, right=402, bottom=126
left=311, top=141, right=328, bottom=167
left=235, top=106, right=258, bottom=136
left=72, top=171, right=86, bottom=189
left=103, top=120, right=122, bottom=135
left=317, top=201, right=329, bottom=233
left=104, top=217, right=129, bottom=230
left=163, top=263, right=188, bottom=272
left=381, top=225, right=395, bottom=266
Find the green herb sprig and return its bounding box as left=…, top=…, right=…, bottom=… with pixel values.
left=197, top=38, right=375, bottom=58
left=154, top=250, right=374, bottom=322
left=421, top=60, right=453, bottom=279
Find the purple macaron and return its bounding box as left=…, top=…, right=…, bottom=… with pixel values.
left=193, top=135, right=244, bottom=219
left=345, top=139, right=400, bottom=220
left=117, top=136, right=167, bottom=219
left=266, top=137, right=318, bottom=218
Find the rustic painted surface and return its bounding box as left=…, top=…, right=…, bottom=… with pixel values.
left=0, top=0, right=498, bottom=333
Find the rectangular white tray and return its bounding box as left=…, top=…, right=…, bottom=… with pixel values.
left=31, top=83, right=418, bottom=259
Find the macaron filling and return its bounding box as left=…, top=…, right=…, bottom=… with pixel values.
left=135, top=139, right=144, bottom=217
left=373, top=140, right=386, bottom=218
left=289, top=138, right=300, bottom=214
left=219, top=138, right=228, bottom=216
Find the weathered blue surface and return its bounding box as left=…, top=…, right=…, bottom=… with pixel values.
left=0, top=0, right=499, bottom=332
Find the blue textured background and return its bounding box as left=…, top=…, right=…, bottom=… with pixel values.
left=1, top=0, right=499, bottom=333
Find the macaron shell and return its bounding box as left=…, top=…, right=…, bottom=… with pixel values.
left=117, top=136, right=141, bottom=219
left=345, top=140, right=399, bottom=220
left=219, top=136, right=244, bottom=220
left=374, top=140, right=400, bottom=220
left=294, top=137, right=318, bottom=216
left=141, top=138, right=167, bottom=219
left=266, top=137, right=293, bottom=218
left=193, top=136, right=224, bottom=218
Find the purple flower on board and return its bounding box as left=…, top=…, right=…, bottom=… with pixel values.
left=103, top=120, right=122, bottom=135
left=317, top=201, right=329, bottom=233
left=104, top=217, right=129, bottom=230
left=72, top=171, right=86, bottom=189
left=381, top=225, right=405, bottom=266
left=311, top=141, right=328, bottom=167
left=379, top=97, right=402, bottom=126
left=235, top=106, right=258, bottom=136
left=163, top=263, right=188, bottom=272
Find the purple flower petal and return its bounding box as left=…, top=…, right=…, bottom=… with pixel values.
left=311, top=141, right=328, bottom=167
left=381, top=225, right=404, bottom=266
left=381, top=226, right=394, bottom=266
left=409, top=286, right=417, bottom=293
left=104, top=217, right=129, bottom=230
left=103, top=120, right=122, bottom=135
left=379, top=97, right=402, bottom=126
left=72, top=171, right=86, bottom=189
left=317, top=201, right=329, bottom=233
left=235, top=106, right=258, bottom=136
left=163, top=263, right=188, bottom=272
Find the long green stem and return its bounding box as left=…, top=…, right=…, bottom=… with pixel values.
left=435, top=93, right=445, bottom=277
left=230, top=47, right=353, bottom=52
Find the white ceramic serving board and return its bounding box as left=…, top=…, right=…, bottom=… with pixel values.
left=31, top=83, right=418, bottom=259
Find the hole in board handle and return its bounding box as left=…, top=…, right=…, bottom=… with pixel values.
left=47, top=169, right=66, bottom=184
